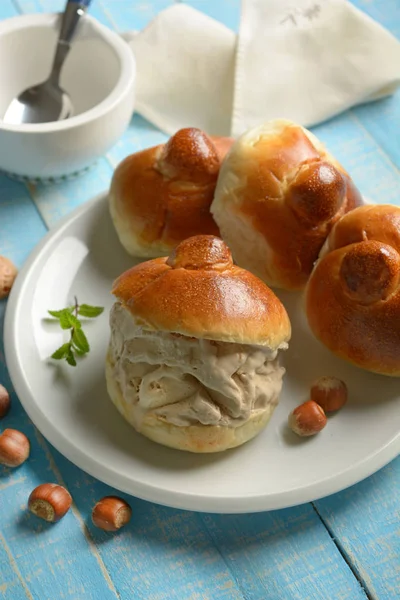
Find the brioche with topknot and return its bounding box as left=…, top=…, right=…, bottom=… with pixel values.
left=109, top=128, right=233, bottom=258
left=106, top=235, right=291, bottom=452
left=211, top=119, right=363, bottom=291
left=305, top=204, right=400, bottom=376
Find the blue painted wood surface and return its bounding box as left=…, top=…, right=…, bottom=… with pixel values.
left=0, top=1, right=399, bottom=599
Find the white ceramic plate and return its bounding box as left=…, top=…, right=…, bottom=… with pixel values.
left=5, top=193, right=400, bottom=513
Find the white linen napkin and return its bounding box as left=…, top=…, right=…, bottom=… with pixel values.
left=125, top=0, right=400, bottom=137
left=123, top=4, right=235, bottom=136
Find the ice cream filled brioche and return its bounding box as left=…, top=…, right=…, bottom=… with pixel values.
left=106, top=235, right=291, bottom=453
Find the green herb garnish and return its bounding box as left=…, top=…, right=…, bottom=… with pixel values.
left=48, top=297, right=104, bottom=366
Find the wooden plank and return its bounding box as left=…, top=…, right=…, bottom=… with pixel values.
left=12, top=1, right=45, bottom=14
left=0, top=175, right=47, bottom=266
left=0, top=532, right=34, bottom=600
left=182, top=0, right=241, bottom=32
left=352, top=91, right=400, bottom=170
left=0, top=468, right=119, bottom=600
left=199, top=509, right=368, bottom=600
left=43, top=459, right=246, bottom=600
left=1, top=0, right=19, bottom=19
left=14, top=0, right=112, bottom=28
left=311, top=111, right=399, bottom=204
left=315, top=459, right=400, bottom=599
left=97, top=0, right=176, bottom=32
left=349, top=0, right=400, bottom=169
left=0, top=187, right=120, bottom=600
left=351, top=0, right=400, bottom=38
left=106, top=114, right=167, bottom=169
left=39, top=448, right=370, bottom=600
left=25, top=160, right=114, bottom=227
left=0, top=356, right=120, bottom=600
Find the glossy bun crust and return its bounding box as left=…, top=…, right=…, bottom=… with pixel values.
left=306, top=205, right=400, bottom=376
left=112, top=235, right=291, bottom=349
left=109, top=128, right=234, bottom=257
left=211, top=119, right=363, bottom=290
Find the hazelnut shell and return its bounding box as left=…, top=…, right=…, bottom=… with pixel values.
left=28, top=484, right=72, bottom=523
left=92, top=496, right=132, bottom=532
left=288, top=401, right=327, bottom=437
left=0, top=428, right=30, bottom=467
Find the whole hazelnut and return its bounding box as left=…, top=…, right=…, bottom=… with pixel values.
left=0, top=428, right=30, bottom=467
left=28, top=483, right=72, bottom=523
left=0, top=256, right=18, bottom=299
left=311, top=376, right=348, bottom=412
left=92, top=496, right=132, bottom=532
left=288, top=400, right=327, bottom=437
left=0, top=384, right=10, bottom=418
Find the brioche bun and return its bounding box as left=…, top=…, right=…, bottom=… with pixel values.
left=106, top=235, right=291, bottom=452
left=211, top=119, right=363, bottom=291
left=109, top=128, right=234, bottom=258
left=305, top=204, right=400, bottom=376
left=112, top=235, right=291, bottom=348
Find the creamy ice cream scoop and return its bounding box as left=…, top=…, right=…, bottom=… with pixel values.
left=106, top=235, right=291, bottom=452
left=109, top=303, right=285, bottom=430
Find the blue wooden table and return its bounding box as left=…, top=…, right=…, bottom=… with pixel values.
left=1, top=1, right=399, bottom=598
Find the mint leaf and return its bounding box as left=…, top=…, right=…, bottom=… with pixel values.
left=48, top=297, right=102, bottom=367
left=51, top=343, right=71, bottom=360
left=72, top=328, right=90, bottom=353
left=49, top=308, right=75, bottom=330
left=66, top=348, right=77, bottom=367
left=78, top=305, right=104, bottom=318
left=48, top=307, right=74, bottom=317
left=66, top=312, right=81, bottom=329
left=48, top=309, right=65, bottom=319
left=74, top=347, right=86, bottom=356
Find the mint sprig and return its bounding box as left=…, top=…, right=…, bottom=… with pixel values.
left=48, top=297, right=104, bottom=367
left=78, top=304, right=104, bottom=318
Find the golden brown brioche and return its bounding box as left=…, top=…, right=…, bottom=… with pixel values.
left=109, top=128, right=234, bottom=258
left=211, top=119, right=363, bottom=291
left=107, top=235, right=291, bottom=452
left=306, top=204, right=400, bottom=376
left=112, top=235, right=291, bottom=348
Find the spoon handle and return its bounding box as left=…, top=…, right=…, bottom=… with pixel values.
left=50, top=0, right=92, bottom=83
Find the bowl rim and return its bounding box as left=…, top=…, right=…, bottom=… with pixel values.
left=0, top=12, right=136, bottom=134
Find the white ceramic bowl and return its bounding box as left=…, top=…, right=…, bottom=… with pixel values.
left=0, top=13, right=136, bottom=180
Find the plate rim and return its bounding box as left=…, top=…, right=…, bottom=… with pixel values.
left=4, top=192, right=400, bottom=513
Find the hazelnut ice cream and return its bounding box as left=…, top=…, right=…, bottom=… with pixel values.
left=109, top=303, right=286, bottom=430
left=106, top=234, right=291, bottom=452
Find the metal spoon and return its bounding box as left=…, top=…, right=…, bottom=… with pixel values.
left=3, top=0, right=92, bottom=125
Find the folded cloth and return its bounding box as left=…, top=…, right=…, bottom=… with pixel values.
left=123, top=5, right=235, bottom=136
left=124, top=0, right=400, bottom=137
left=232, top=0, right=400, bottom=136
